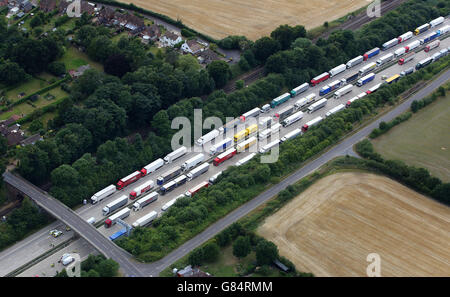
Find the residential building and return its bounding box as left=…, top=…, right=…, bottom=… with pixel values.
left=39, top=0, right=56, bottom=13
left=197, top=49, right=220, bottom=65
left=181, top=39, right=204, bottom=54
left=160, top=31, right=182, bottom=47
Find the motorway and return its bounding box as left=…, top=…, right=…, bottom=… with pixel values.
left=1, top=19, right=449, bottom=276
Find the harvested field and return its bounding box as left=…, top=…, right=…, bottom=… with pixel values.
left=258, top=172, right=450, bottom=276
left=372, top=95, right=450, bottom=182
left=121, top=0, right=369, bottom=40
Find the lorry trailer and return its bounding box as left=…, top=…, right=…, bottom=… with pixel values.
left=290, top=83, right=309, bottom=97
left=333, top=84, right=353, bottom=99
left=363, top=47, right=380, bottom=60
left=234, top=124, right=258, bottom=142
left=357, top=73, right=375, bottom=87
left=209, top=137, right=233, bottom=155
left=156, top=166, right=182, bottom=185
left=259, top=139, right=280, bottom=154
left=414, top=23, right=430, bottom=35
left=132, top=192, right=158, bottom=211
left=258, top=123, right=281, bottom=139
left=415, top=57, right=433, bottom=70
left=117, top=171, right=141, bottom=190
left=196, top=129, right=220, bottom=146
left=104, top=207, right=131, bottom=228
left=346, top=56, right=363, bottom=68
left=102, top=195, right=128, bottom=216
left=91, top=184, right=116, bottom=204
left=209, top=171, right=223, bottom=184
left=213, top=148, right=237, bottom=166
left=181, top=153, right=205, bottom=171
left=344, top=72, right=359, bottom=83
left=394, top=47, right=406, bottom=57
left=329, top=64, right=346, bottom=77
left=280, top=128, right=302, bottom=143
left=326, top=104, right=345, bottom=117
left=140, top=158, right=164, bottom=176
left=185, top=181, right=209, bottom=198
left=400, top=67, right=414, bottom=77
left=174, top=174, right=188, bottom=187
left=187, top=162, right=210, bottom=181
left=420, top=31, right=440, bottom=44
left=376, top=53, right=394, bottom=66
left=219, top=118, right=241, bottom=134
left=282, top=111, right=304, bottom=127
left=259, top=116, right=272, bottom=129
left=236, top=136, right=257, bottom=153
left=235, top=153, right=256, bottom=167
left=429, top=16, right=444, bottom=28
left=109, top=229, right=127, bottom=241
left=240, top=107, right=261, bottom=122
left=132, top=211, right=158, bottom=228
left=366, top=83, right=382, bottom=94
left=129, top=180, right=154, bottom=200
left=161, top=197, right=179, bottom=211
left=164, top=146, right=187, bottom=164
left=382, top=38, right=398, bottom=51
left=397, top=31, right=413, bottom=43
left=359, top=62, right=376, bottom=75
left=404, top=40, right=420, bottom=53
left=270, top=93, right=291, bottom=108
left=302, top=116, right=323, bottom=132
left=319, top=79, right=344, bottom=96
left=424, top=40, right=440, bottom=52
left=274, top=105, right=294, bottom=121
left=307, top=98, right=327, bottom=114
left=384, top=74, right=401, bottom=85
left=159, top=180, right=177, bottom=195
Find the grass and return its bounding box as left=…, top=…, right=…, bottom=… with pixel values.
left=58, top=46, right=103, bottom=72
left=372, top=92, right=450, bottom=182
left=4, top=78, right=50, bottom=103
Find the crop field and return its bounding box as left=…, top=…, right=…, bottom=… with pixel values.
left=121, top=0, right=368, bottom=40
left=257, top=172, right=450, bottom=276
left=372, top=94, right=450, bottom=181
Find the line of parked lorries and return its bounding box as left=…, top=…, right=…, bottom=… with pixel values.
left=87, top=16, right=449, bottom=235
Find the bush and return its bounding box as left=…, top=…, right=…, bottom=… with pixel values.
left=47, top=61, right=66, bottom=76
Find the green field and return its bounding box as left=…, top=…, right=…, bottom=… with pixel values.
left=372, top=94, right=450, bottom=182
left=59, top=46, right=103, bottom=71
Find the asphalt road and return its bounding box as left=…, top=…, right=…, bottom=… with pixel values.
left=141, top=67, right=450, bottom=276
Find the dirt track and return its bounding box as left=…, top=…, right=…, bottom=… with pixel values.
left=120, top=0, right=368, bottom=40
left=258, top=172, right=450, bottom=276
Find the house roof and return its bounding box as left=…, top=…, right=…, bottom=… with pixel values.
left=143, top=24, right=160, bottom=37
left=20, top=134, right=42, bottom=146
left=163, top=31, right=180, bottom=41
left=197, top=49, right=220, bottom=63
left=39, top=0, right=56, bottom=12
left=6, top=131, right=25, bottom=146
left=185, top=39, right=203, bottom=52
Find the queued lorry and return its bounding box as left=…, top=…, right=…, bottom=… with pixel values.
left=307, top=98, right=327, bottom=114
left=282, top=111, right=304, bottom=127
left=346, top=92, right=367, bottom=107
left=397, top=31, right=413, bottom=43
left=102, top=195, right=128, bottom=216
left=290, top=83, right=309, bottom=97
left=382, top=38, right=399, bottom=51
left=235, top=153, right=256, bottom=167
left=319, top=79, right=345, bottom=96
left=132, top=192, right=158, bottom=211
left=159, top=180, right=177, bottom=195
left=161, top=197, right=179, bottom=211
left=219, top=118, right=241, bottom=134
left=415, top=57, right=433, bottom=70
left=310, top=72, right=330, bottom=86
left=404, top=40, right=420, bottom=53
left=420, top=31, right=440, bottom=45
left=117, top=171, right=141, bottom=190
left=132, top=211, right=158, bottom=228
left=271, top=93, right=291, bottom=108
left=359, top=62, right=376, bottom=76
left=280, top=128, right=302, bottom=143
left=363, top=47, right=380, bottom=61
left=187, top=162, right=210, bottom=181
left=240, top=107, right=261, bottom=122
left=164, top=146, right=187, bottom=164
left=91, top=184, right=116, bottom=204
left=294, top=94, right=316, bottom=110
left=259, top=139, right=280, bottom=154
left=366, top=83, right=382, bottom=94
left=259, top=116, right=272, bottom=129
left=344, top=72, right=359, bottom=83
left=181, top=153, right=205, bottom=171
left=185, top=181, right=209, bottom=198
left=105, top=207, right=130, bottom=228
left=394, top=47, right=406, bottom=57
left=236, top=136, right=257, bottom=153
left=400, top=52, right=413, bottom=65
left=429, top=16, right=444, bottom=28
left=329, top=64, right=346, bottom=77
left=325, top=104, right=346, bottom=117
left=274, top=105, right=294, bottom=121
left=258, top=123, right=281, bottom=139
left=209, top=171, right=223, bottom=184
left=346, top=56, right=364, bottom=68
left=376, top=53, right=394, bottom=67
left=302, top=116, right=323, bottom=132
left=129, top=180, right=154, bottom=200
left=234, top=124, right=258, bottom=143
left=213, top=148, right=237, bottom=166
left=140, top=158, right=164, bottom=176
left=157, top=166, right=182, bottom=185
left=333, top=84, right=353, bottom=99
left=357, top=73, right=375, bottom=87
left=196, top=129, right=220, bottom=146
left=424, top=40, right=440, bottom=52
left=209, top=137, right=233, bottom=155
left=414, top=23, right=430, bottom=35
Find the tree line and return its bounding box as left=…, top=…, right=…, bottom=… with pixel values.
left=56, top=254, right=119, bottom=277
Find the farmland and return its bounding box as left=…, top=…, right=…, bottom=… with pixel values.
left=258, top=172, right=450, bottom=277
left=120, top=0, right=368, bottom=40
left=372, top=94, right=450, bottom=181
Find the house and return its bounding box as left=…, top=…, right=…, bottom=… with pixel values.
left=160, top=31, right=182, bottom=47
left=197, top=49, right=220, bottom=65
left=0, top=0, right=8, bottom=7
left=58, top=0, right=70, bottom=15
left=176, top=265, right=211, bottom=277
left=20, top=134, right=43, bottom=146
left=181, top=39, right=204, bottom=54
left=22, top=0, right=33, bottom=12
left=123, top=13, right=145, bottom=33
left=80, top=0, right=95, bottom=15
left=69, top=64, right=91, bottom=78
left=97, top=6, right=115, bottom=24
left=6, top=131, right=25, bottom=146
left=141, top=24, right=161, bottom=41
left=39, top=0, right=56, bottom=13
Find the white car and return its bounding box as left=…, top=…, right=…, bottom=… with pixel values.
left=60, top=254, right=74, bottom=266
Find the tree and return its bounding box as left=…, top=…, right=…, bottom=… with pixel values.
left=252, top=37, right=281, bottom=62
left=29, top=119, right=44, bottom=133
left=270, top=25, right=297, bottom=50
left=0, top=135, right=6, bottom=156
left=104, top=53, right=131, bottom=78
left=233, top=236, right=251, bottom=259
left=235, top=80, right=244, bottom=89
left=255, top=239, right=279, bottom=265
left=207, top=60, right=231, bottom=88
left=0, top=61, right=29, bottom=85
left=202, top=242, right=220, bottom=263
left=87, top=36, right=115, bottom=62
left=47, top=61, right=66, bottom=76
left=29, top=15, right=43, bottom=28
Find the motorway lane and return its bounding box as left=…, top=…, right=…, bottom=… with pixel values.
left=2, top=19, right=449, bottom=276
left=141, top=67, right=450, bottom=276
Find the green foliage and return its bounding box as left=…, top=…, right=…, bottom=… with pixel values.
left=181, top=28, right=196, bottom=38
left=255, top=239, right=279, bottom=266
left=207, top=60, right=232, bottom=88
left=235, top=79, right=244, bottom=90
left=47, top=61, right=66, bottom=76
left=232, top=235, right=251, bottom=259
left=369, top=112, right=412, bottom=139
left=56, top=255, right=119, bottom=277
